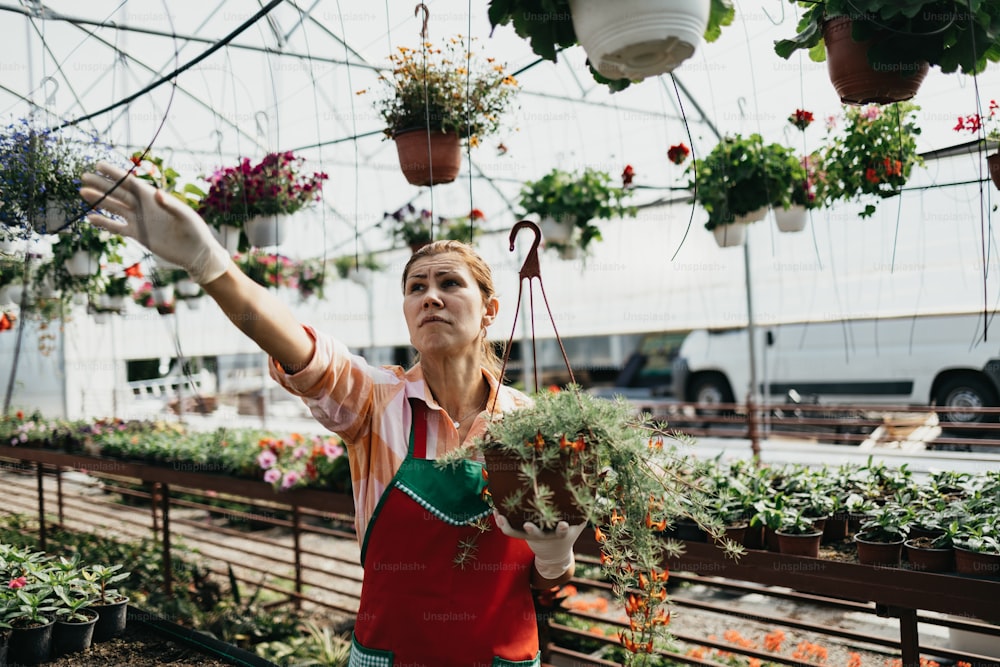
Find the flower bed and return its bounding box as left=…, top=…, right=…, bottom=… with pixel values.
left=0, top=412, right=350, bottom=493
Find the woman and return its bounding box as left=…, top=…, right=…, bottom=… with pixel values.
left=79, top=162, right=585, bottom=667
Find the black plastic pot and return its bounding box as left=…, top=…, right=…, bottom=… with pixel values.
left=51, top=610, right=99, bottom=658
left=0, top=629, right=9, bottom=667
left=7, top=618, right=54, bottom=666
left=92, top=597, right=129, bottom=642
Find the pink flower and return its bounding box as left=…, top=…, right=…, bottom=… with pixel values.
left=323, top=441, right=344, bottom=459
left=257, top=450, right=277, bottom=469
left=860, top=105, right=881, bottom=121
left=263, top=468, right=282, bottom=484
left=281, top=471, right=301, bottom=489
left=292, top=446, right=308, bottom=460
left=8, top=576, right=27, bottom=589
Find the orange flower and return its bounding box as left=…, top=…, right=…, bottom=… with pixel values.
left=763, top=629, right=785, bottom=652
left=865, top=167, right=880, bottom=184
left=847, top=653, right=862, bottom=667
left=594, top=526, right=606, bottom=543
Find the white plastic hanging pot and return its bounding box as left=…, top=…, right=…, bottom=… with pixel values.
left=98, top=294, right=125, bottom=312
left=0, top=285, right=23, bottom=306
left=64, top=250, right=96, bottom=277
left=712, top=222, right=748, bottom=248
left=184, top=296, right=203, bottom=310
left=774, top=205, right=808, bottom=233
left=211, top=224, right=242, bottom=254
left=175, top=278, right=201, bottom=298
left=568, top=0, right=710, bottom=81
left=245, top=214, right=288, bottom=247
left=539, top=216, right=576, bottom=245
left=732, top=207, right=768, bottom=225
left=152, top=284, right=174, bottom=306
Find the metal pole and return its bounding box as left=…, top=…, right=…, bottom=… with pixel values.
left=743, top=240, right=761, bottom=461
left=161, top=482, right=173, bottom=596
left=36, top=463, right=46, bottom=550
left=292, top=505, right=303, bottom=610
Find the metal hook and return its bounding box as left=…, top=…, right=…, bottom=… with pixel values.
left=255, top=111, right=269, bottom=141
left=761, top=0, right=784, bottom=25
left=509, top=220, right=542, bottom=282
left=737, top=97, right=748, bottom=120
left=40, top=76, right=59, bottom=108
left=414, top=3, right=430, bottom=39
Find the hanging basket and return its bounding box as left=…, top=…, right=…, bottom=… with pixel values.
left=393, top=129, right=462, bottom=186
left=483, top=449, right=589, bottom=530
left=211, top=224, right=242, bottom=254
left=987, top=153, right=1000, bottom=190
left=539, top=216, right=576, bottom=245
left=64, top=250, right=96, bottom=277
left=712, top=222, right=748, bottom=248
left=774, top=205, right=808, bottom=233
left=245, top=214, right=288, bottom=247
left=568, top=0, right=710, bottom=80
left=823, top=17, right=929, bottom=105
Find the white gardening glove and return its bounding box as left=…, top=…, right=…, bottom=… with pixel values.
left=78, top=161, right=232, bottom=285
left=494, top=509, right=587, bottom=579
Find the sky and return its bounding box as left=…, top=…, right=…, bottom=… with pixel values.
left=2, top=0, right=1000, bottom=354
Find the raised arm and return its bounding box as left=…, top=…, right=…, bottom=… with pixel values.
left=79, top=161, right=314, bottom=372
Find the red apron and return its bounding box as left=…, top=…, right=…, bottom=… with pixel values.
left=351, top=400, right=540, bottom=667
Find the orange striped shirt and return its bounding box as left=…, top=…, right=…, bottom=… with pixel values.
left=269, top=326, right=531, bottom=545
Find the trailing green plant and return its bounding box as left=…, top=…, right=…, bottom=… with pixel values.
left=487, top=0, right=735, bottom=91
left=254, top=620, right=352, bottom=665
left=333, top=253, right=382, bottom=279
left=441, top=385, right=741, bottom=665
left=774, top=0, right=1000, bottom=76
left=518, top=167, right=636, bottom=254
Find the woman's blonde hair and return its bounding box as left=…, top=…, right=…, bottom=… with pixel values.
left=401, top=240, right=504, bottom=379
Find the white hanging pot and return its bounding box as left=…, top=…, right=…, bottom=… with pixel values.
left=72, top=292, right=88, bottom=306
left=0, top=284, right=23, bottom=306
left=568, top=0, right=710, bottom=81
left=175, top=278, right=201, bottom=298
left=539, top=216, right=576, bottom=245
left=37, top=275, right=61, bottom=300
left=557, top=244, right=582, bottom=260
left=64, top=249, right=96, bottom=277
left=348, top=267, right=373, bottom=288
left=245, top=214, right=288, bottom=247
left=732, top=206, right=769, bottom=224
left=0, top=231, right=22, bottom=254
left=184, top=296, right=203, bottom=310
left=152, top=284, right=174, bottom=306
left=211, top=224, right=242, bottom=254
left=774, top=205, right=808, bottom=233
left=93, top=311, right=109, bottom=324
left=712, top=222, right=748, bottom=248
left=98, top=294, right=125, bottom=312
left=32, top=200, right=72, bottom=234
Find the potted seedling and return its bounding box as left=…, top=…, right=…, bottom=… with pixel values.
left=854, top=503, right=910, bottom=567
left=82, top=564, right=130, bottom=642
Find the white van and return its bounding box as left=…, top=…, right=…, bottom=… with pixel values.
left=671, top=313, right=1000, bottom=424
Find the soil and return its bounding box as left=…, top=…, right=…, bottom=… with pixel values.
left=35, top=622, right=240, bottom=667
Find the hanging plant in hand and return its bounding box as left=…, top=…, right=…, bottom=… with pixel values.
left=197, top=152, right=327, bottom=230
left=440, top=385, right=741, bottom=665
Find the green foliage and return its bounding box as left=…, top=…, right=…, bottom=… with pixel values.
left=858, top=503, right=911, bottom=543
left=441, top=385, right=740, bottom=665
left=817, top=102, right=923, bottom=218
left=130, top=152, right=206, bottom=210
left=333, top=253, right=382, bottom=279
left=518, top=167, right=636, bottom=254
left=255, top=620, right=352, bottom=666
left=774, top=0, right=1000, bottom=76
left=374, top=36, right=518, bottom=144
left=689, top=134, right=805, bottom=229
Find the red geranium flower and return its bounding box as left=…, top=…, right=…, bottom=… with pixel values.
left=667, top=143, right=690, bottom=165
left=621, top=164, right=635, bottom=188
left=788, top=109, right=815, bottom=131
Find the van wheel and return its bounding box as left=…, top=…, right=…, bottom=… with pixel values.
left=689, top=374, right=735, bottom=420
left=934, top=376, right=997, bottom=426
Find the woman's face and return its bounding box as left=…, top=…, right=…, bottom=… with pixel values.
left=403, top=253, right=497, bottom=360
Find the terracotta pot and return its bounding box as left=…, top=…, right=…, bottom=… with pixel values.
left=855, top=533, right=903, bottom=567
left=822, top=515, right=849, bottom=543
left=904, top=539, right=954, bottom=573
left=742, top=523, right=765, bottom=550
left=987, top=153, right=1000, bottom=190
left=393, top=129, right=461, bottom=186
left=568, top=0, right=710, bottom=80
left=483, top=449, right=589, bottom=530
left=776, top=530, right=823, bottom=558
left=663, top=519, right=707, bottom=543
left=712, top=222, right=748, bottom=248
left=823, top=17, right=929, bottom=105
left=764, top=526, right=781, bottom=553
left=954, top=546, right=1000, bottom=578
left=723, top=523, right=749, bottom=547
